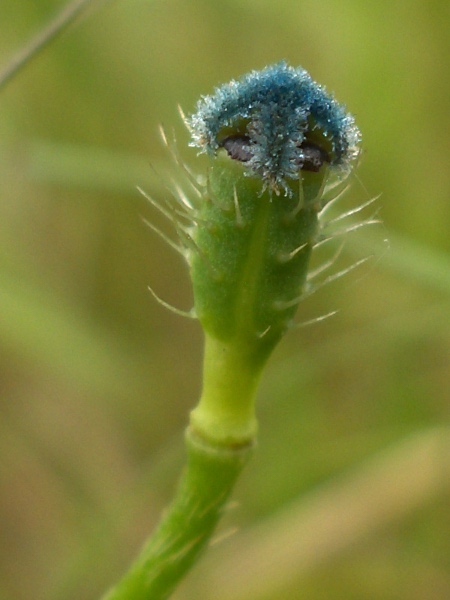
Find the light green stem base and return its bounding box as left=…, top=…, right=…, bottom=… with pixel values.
left=190, top=333, right=261, bottom=447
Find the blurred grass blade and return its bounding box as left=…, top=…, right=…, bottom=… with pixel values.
left=0, top=269, right=142, bottom=396
left=0, top=0, right=104, bottom=92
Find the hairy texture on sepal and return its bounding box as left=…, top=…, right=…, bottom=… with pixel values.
left=189, top=156, right=325, bottom=367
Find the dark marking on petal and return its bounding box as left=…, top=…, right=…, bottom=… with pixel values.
left=222, top=135, right=253, bottom=162
left=299, top=141, right=330, bottom=172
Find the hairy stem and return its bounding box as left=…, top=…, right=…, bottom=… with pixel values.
left=102, top=429, right=252, bottom=600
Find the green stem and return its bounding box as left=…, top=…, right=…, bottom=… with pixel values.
left=103, top=222, right=270, bottom=600
left=103, top=329, right=258, bottom=600
left=102, top=429, right=252, bottom=600
left=190, top=334, right=261, bottom=446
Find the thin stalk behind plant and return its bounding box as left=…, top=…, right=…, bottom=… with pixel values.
left=103, top=62, right=362, bottom=600
left=0, top=0, right=103, bottom=92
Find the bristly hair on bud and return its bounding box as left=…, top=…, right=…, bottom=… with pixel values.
left=187, top=61, right=361, bottom=195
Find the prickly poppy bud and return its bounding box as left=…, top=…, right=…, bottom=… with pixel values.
left=185, top=62, right=361, bottom=367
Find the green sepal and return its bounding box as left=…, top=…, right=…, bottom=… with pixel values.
left=190, top=153, right=324, bottom=366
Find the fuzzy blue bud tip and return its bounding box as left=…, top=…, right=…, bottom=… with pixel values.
left=187, top=61, right=361, bottom=195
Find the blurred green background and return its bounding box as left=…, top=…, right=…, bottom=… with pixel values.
left=0, top=1, right=449, bottom=599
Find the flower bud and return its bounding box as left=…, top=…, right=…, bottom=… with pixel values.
left=187, top=62, right=361, bottom=367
